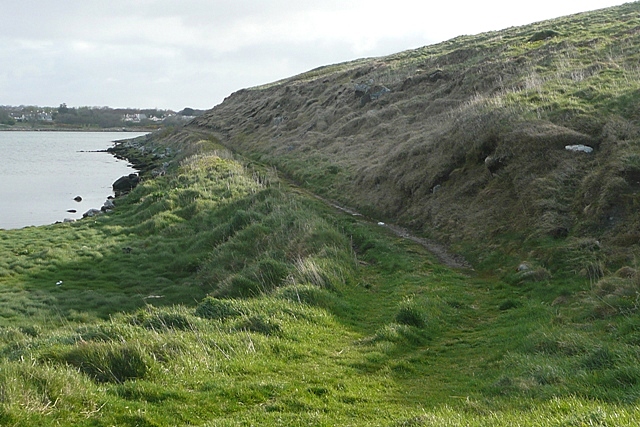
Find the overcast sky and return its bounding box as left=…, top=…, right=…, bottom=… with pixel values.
left=0, top=0, right=631, bottom=110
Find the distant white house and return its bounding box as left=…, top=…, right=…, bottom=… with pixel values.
left=9, top=111, right=52, bottom=122
left=123, top=113, right=148, bottom=123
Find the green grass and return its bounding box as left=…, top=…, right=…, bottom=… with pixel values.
left=2, top=149, right=640, bottom=425
left=4, top=3, right=640, bottom=425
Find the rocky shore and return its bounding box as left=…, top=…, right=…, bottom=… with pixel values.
left=107, top=134, right=174, bottom=177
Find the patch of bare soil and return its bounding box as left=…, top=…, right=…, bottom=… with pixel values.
left=311, top=193, right=473, bottom=270
left=384, top=223, right=473, bottom=270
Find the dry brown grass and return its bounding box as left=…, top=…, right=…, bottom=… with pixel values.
left=155, top=3, right=640, bottom=279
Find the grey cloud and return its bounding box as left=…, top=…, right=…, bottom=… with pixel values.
left=1, top=0, right=629, bottom=109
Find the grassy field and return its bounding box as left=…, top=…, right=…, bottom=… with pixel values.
left=1, top=141, right=640, bottom=425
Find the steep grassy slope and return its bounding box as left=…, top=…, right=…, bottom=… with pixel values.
left=189, top=2, right=640, bottom=281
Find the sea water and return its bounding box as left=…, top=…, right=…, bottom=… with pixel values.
left=0, top=131, right=146, bottom=229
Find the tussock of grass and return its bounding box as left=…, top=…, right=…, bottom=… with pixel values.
left=195, top=297, right=245, bottom=320
left=46, top=342, right=151, bottom=384
left=395, top=298, right=427, bottom=328
left=274, top=284, right=347, bottom=311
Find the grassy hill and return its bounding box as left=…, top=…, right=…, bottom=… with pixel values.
left=190, top=1, right=640, bottom=277
left=2, top=3, right=640, bottom=425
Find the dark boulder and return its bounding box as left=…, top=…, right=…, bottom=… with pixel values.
left=83, top=208, right=102, bottom=218
left=485, top=155, right=509, bottom=174
left=101, top=199, right=116, bottom=212
left=113, top=174, right=140, bottom=194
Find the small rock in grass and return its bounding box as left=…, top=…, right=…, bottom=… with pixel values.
left=565, top=144, right=593, bottom=153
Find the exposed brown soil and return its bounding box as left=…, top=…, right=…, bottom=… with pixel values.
left=310, top=192, right=472, bottom=270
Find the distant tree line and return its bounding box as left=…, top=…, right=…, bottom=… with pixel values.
left=0, top=104, right=206, bottom=129
left=0, top=109, right=15, bottom=125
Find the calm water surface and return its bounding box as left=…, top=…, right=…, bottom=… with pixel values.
left=0, top=131, right=146, bottom=229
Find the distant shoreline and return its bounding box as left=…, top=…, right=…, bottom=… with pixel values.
left=0, top=126, right=156, bottom=132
